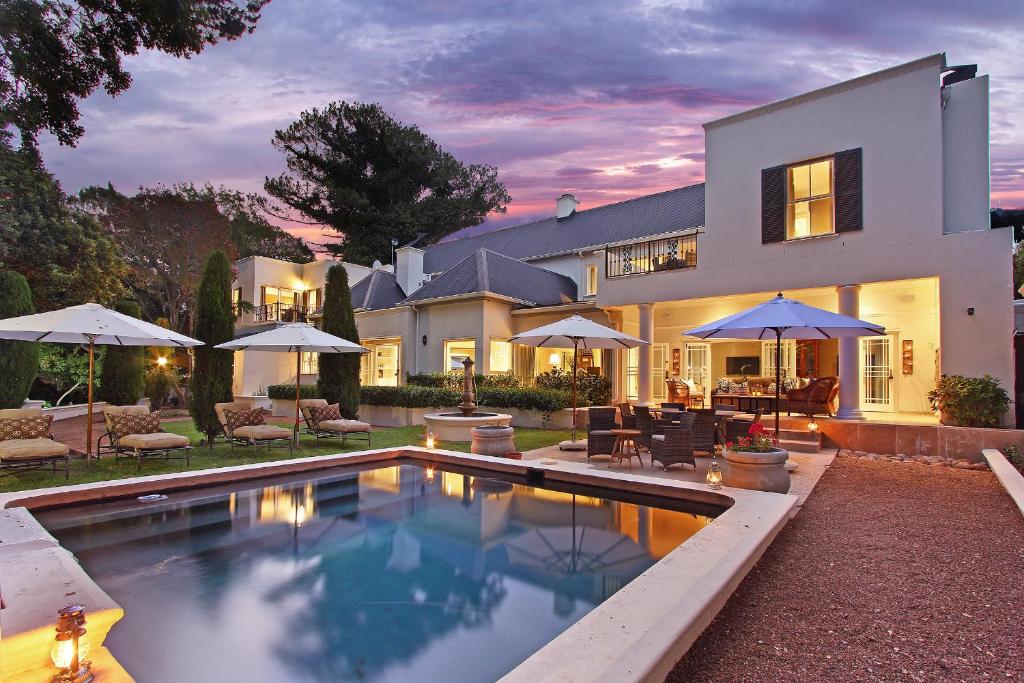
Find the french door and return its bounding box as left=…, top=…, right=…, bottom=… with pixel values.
left=860, top=335, right=895, bottom=412
left=652, top=343, right=668, bottom=401
left=684, top=342, right=710, bottom=400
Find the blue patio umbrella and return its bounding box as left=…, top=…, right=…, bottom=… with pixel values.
left=684, top=293, right=884, bottom=436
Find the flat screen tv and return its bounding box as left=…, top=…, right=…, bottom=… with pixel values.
left=726, top=356, right=760, bottom=376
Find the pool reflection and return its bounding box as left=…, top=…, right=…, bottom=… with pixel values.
left=40, top=464, right=713, bottom=683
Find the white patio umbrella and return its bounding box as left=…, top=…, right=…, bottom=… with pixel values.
left=0, top=303, right=203, bottom=457
left=684, top=292, right=885, bottom=436
left=508, top=315, right=648, bottom=449
left=216, top=323, right=367, bottom=442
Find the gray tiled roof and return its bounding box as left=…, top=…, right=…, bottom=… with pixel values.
left=422, top=183, right=705, bottom=273
left=350, top=269, right=406, bottom=311
left=403, top=249, right=577, bottom=306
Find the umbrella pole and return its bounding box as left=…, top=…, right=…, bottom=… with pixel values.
left=774, top=329, right=781, bottom=439
left=86, top=339, right=95, bottom=459
left=294, top=350, right=301, bottom=445
left=571, top=339, right=579, bottom=442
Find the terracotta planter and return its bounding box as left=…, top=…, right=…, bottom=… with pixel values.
left=470, top=425, right=516, bottom=457
left=723, top=447, right=790, bottom=493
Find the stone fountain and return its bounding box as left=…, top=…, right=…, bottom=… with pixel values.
left=423, top=357, right=512, bottom=442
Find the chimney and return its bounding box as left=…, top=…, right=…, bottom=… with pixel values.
left=556, top=193, right=579, bottom=220
left=395, top=245, right=426, bottom=296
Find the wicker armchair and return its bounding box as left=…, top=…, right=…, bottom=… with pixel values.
left=650, top=427, right=696, bottom=470
left=787, top=377, right=839, bottom=417
left=618, top=403, right=637, bottom=430
left=634, top=406, right=655, bottom=449
left=691, top=412, right=716, bottom=455
left=587, top=407, right=619, bottom=459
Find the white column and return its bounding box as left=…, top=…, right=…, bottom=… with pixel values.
left=637, top=303, right=654, bottom=405
left=835, top=285, right=864, bottom=420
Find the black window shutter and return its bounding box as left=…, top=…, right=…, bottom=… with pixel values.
left=761, top=165, right=786, bottom=244
left=834, top=147, right=863, bottom=233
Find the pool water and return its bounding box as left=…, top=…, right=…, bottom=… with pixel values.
left=38, top=461, right=717, bottom=682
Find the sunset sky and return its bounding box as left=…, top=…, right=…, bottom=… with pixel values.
left=39, top=0, right=1024, bottom=246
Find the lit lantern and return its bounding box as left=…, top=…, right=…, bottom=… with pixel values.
left=706, top=456, right=723, bottom=490
left=425, top=466, right=435, bottom=482
left=51, top=604, right=92, bottom=683
left=807, top=419, right=819, bottom=433
left=155, top=355, right=168, bottom=367
left=425, top=432, right=436, bottom=450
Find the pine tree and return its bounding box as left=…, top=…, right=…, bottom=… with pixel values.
left=318, top=265, right=361, bottom=418
left=189, top=251, right=235, bottom=442
left=0, top=271, right=38, bottom=408
left=97, top=299, right=146, bottom=406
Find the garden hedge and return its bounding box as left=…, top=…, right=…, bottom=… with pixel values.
left=267, top=383, right=573, bottom=412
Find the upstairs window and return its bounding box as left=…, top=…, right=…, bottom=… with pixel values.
left=585, top=265, right=598, bottom=296
left=786, top=158, right=833, bottom=239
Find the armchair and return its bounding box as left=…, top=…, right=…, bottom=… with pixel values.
left=587, top=407, right=619, bottom=459
left=787, top=377, right=839, bottom=417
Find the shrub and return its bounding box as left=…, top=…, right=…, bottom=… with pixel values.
left=358, top=385, right=572, bottom=411
left=97, top=299, right=145, bottom=405
left=189, top=251, right=235, bottom=442
left=318, top=265, right=361, bottom=418
left=477, top=387, right=571, bottom=412
left=406, top=372, right=523, bottom=389
left=535, top=369, right=612, bottom=407
left=267, top=384, right=321, bottom=400
left=927, top=374, right=1009, bottom=428
left=145, top=365, right=179, bottom=410
left=0, top=270, right=38, bottom=408
left=361, top=385, right=458, bottom=408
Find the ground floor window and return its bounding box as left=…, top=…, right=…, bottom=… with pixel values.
left=489, top=340, right=512, bottom=373
left=301, top=351, right=318, bottom=375
left=360, top=340, right=401, bottom=386
left=444, top=338, right=476, bottom=372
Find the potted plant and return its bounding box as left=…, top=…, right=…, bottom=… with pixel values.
left=722, top=422, right=790, bottom=493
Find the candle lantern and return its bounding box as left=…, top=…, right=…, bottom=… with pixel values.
left=706, top=455, right=723, bottom=490
left=425, top=432, right=436, bottom=450
left=807, top=418, right=819, bottom=433
left=51, top=604, right=92, bottom=683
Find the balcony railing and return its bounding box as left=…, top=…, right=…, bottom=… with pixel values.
left=254, top=303, right=312, bottom=323
left=605, top=234, right=697, bottom=278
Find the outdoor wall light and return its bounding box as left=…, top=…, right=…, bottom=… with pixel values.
left=425, top=432, right=436, bottom=450
left=706, top=456, right=723, bottom=490
left=155, top=356, right=168, bottom=367
left=51, top=604, right=92, bottom=683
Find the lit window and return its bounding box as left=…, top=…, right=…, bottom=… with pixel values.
left=786, top=158, right=834, bottom=240
left=444, top=339, right=476, bottom=372
left=585, top=265, right=598, bottom=296
left=301, top=352, right=319, bottom=375
left=489, top=340, right=512, bottom=373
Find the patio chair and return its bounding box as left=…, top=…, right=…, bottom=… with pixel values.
left=214, top=401, right=293, bottom=453
left=787, top=377, right=839, bottom=417
left=618, top=403, right=636, bottom=430
left=650, top=427, right=696, bottom=471
left=298, top=399, right=371, bottom=446
left=634, top=406, right=655, bottom=449
left=691, top=411, right=716, bottom=456
left=98, top=405, right=191, bottom=469
left=586, top=407, right=618, bottom=459
left=0, top=408, right=70, bottom=480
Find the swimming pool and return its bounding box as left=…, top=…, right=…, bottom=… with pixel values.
left=36, top=459, right=719, bottom=682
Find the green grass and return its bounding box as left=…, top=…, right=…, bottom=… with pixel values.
left=0, top=420, right=571, bottom=494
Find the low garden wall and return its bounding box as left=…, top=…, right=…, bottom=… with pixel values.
left=819, top=420, right=1024, bottom=464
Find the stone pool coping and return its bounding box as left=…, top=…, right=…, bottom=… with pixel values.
left=983, top=448, right=1024, bottom=518
left=0, top=446, right=796, bottom=682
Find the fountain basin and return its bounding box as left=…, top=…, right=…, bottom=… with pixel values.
left=423, top=411, right=512, bottom=442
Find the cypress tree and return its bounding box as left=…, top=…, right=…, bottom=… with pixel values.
left=97, top=299, right=146, bottom=405
left=189, top=250, right=235, bottom=442
left=318, top=264, right=361, bottom=418
left=0, top=271, right=38, bottom=408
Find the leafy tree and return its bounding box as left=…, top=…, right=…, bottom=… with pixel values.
left=317, top=265, right=361, bottom=418
left=37, top=345, right=104, bottom=406
left=0, top=0, right=269, bottom=147
left=264, top=101, right=511, bottom=265
left=96, top=299, right=146, bottom=406
left=0, top=270, right=38, bottom=408
left=78, top=184, right=238, bottom=332
left=189, top=250, right=235, bottom=442
left=0, top=133, right=127, bottom=310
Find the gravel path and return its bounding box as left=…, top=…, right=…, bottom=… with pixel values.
left=668, top=456, right=1024, bottom=682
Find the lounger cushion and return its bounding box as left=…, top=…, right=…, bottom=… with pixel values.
left=103, top=404, right=149, bottom=431
left=118, top=433, right=190, bottom=450
left=224, top=409, right=265, bottom=432
left=0, top=438, right=70, bottom=461
left=318, top=419, right=371, bottom=434
left=310, top=403, right=341, bottom=427
left=0, top=415, right=53, bottom=441
left=652, top=434, right=665, bottom=442
left=108, top=411, right=161, bottom=438
left=587, top=429, right=615, bottom=436
left=233, top=425, right=291, bottom=440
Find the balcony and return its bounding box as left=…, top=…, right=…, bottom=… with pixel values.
left=254, top=303, right=312, bottom=323
left=606, top=234, right=697, bottom=278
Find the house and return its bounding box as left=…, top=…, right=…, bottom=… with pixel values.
left=231, top=53, right=1013, bottom=422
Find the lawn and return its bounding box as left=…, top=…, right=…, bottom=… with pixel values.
left=0, top=420, right=571, bottom=494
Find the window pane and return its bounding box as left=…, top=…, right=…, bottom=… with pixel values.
left=810, top=160, right=832, bottom=198
left=445, top=339, right=476, bottom=372
left=786, top=201, right=811, bottom=239
left=490, top=340, right=512, bottom=373
left=788, top=164, right=810, bottom=201
left=809, top=197, right=834, bottom=235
